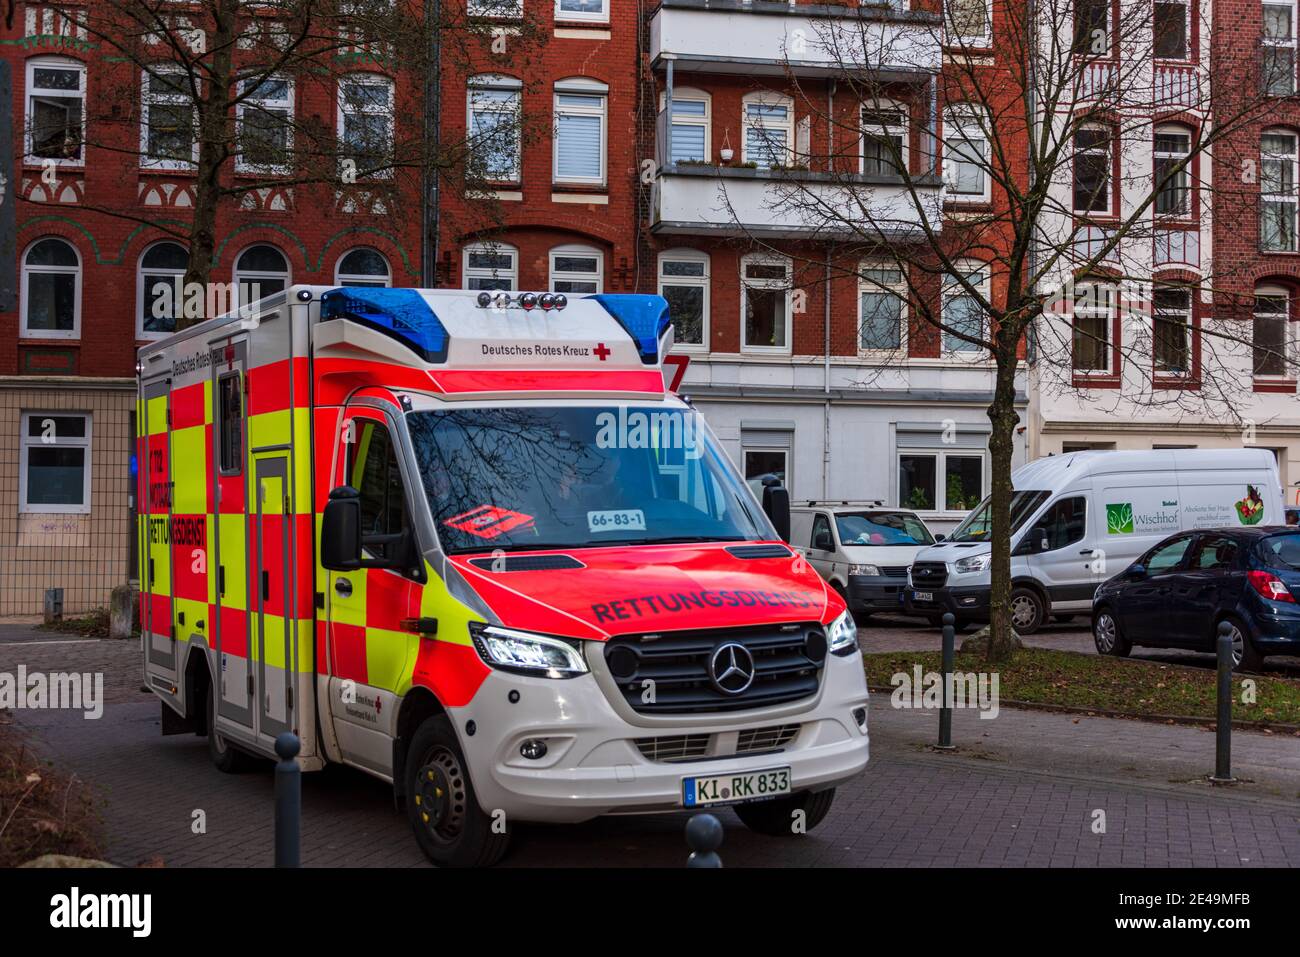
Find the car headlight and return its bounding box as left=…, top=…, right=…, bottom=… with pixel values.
left=827, top=610, right=859, bottom=656
left=468, top=623, right=588, bottom=678
left=847, top=563, right=881, bottom=576
left=954, top=553, right=991, bottom=574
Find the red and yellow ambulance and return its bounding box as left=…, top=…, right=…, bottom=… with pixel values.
left=137, top=286, right=870, bottom=866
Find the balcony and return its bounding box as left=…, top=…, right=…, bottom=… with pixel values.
left=649, top=0, right=943, bottom=79
left=651, top=164, right=943, bottom=240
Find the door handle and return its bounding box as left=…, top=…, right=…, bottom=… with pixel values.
left=334, top=578, right=353, bottom=598
left=1079, top=549, right=1094, bottom=555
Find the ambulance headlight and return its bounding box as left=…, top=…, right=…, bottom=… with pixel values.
left=468, top=623, right=588, bottom=678
left=827, top=610, right=859, bottom=657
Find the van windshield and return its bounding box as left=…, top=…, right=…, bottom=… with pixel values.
left=406, top=405, right=771, bottom=554
left=835, top=512, right=934, bottom=546
left=948, top=490, right=1051, bottom=543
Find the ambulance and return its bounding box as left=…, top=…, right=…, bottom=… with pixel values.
left=136, top=286, right=870, bottom=866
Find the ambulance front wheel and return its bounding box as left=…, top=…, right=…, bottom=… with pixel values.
left=405, top=715, right=511, bottom=868
left=734, top=788, right=835, bottom=837
left=205, top=677, right=253, bottom=773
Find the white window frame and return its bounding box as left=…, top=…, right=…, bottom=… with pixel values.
left=553, top=77, right=608, bottom=186
left=549, top=243, right=603, bottom=293
left=1253, top=285, right=1293, bottom=378
left=940, top=261, right=988, bottom=357
left=1264, top=0, right=1298, bottom=95
left=945, top=0, right=992, bottom=48
left=943, top=105, right=990, bottom=202
left=137, top=241, right=190, bottom=339
left=657, top=248, right=710, bottom=351
left=1153, top=124, right=1192, bottom=219
left=335, top=247, right=392, bottom=287
left=858, top=262, right=908, bottom=356
left=1072, top=280, right=1116, bottom=373
left=20, top=237, right=82, bottom=340
left=555, top=0, right=609, bottom=24
left=861, top=99, right=909, bottom=176
left=1262, top=129, right=1299, bottom=252
left=659, top=88, right=711, bottom=165
left=742, top=92, right=794, bottom=169
left=897, top=449, right=987, bottom=515
left=19, top=412, right=92, bottom=515
left=463, top=241, right=519, bottom=291
left=1153, top=0, right=1192, bottom=61
left=1073, top=124, right=1113, bottom=215
left=467, top=73, right=522, bottom=182
left=232, top=244, right=290, bottom=311
left=236, top=74, right=294, bottom=175
left=740, top=252, right=792, bottom=354
left=468, top=0, right=524, bottom=16
left=1152, top=285, right=1193, bottom=376
left=337, top=73, right=395, bottom=180
left=139, top=65, right=197, bottom=170
left=25, top=56, right=86, bottom=167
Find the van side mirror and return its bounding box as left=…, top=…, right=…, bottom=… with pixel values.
left=322, top=486, right=363, bottom=571
left=813, top=531, right=833, bottom=552
left=1032, top=526, right=1049, bottom=553
left=761, top=477, right=792, bottom=543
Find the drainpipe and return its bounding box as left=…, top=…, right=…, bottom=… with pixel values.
left=823, top=78, right=836, bottom=500
left=421, top=0, right=441, bottom=288
left=665, top=59, right=674, bottom=169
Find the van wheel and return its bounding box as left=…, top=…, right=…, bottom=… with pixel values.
left=1009, top=588, right=1045, bottom=635
left=206, top=677, right=253, bottom=773
left=405, top=715, right=510, bottom=868
left=1221, top=616, right=1264, bottom=672
left=734, top=788, right=835, bottom=837
left=1092, top=607, right=1131, bottom=657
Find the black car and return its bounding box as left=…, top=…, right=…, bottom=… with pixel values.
left=1091, top=527, right=1300, bottom=670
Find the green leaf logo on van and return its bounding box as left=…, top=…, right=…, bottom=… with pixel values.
left=1106, top=503, right=1134, bottom=534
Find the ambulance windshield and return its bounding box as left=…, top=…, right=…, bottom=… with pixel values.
left=406, top=405, right=771, bottom=554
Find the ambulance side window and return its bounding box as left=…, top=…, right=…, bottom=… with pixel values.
left=217, top=373, right=243, bottom=475
left=348, top=421, right=408, bottom=559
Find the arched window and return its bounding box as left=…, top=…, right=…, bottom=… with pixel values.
left=657, top=248, right=709, bottom=348
left=862, top=98, right=909, bottom=175
left=138, top=242, right=189, bottom=337
left=25, top=57, right=85, bottom=165
left=463, top=241, right=518, bottom=291
left=335, top=247, right=391, bottom=287
left=338, top=74, right=395, bottom=179
left=1262, top=129, right=1299, bottom=252
left=742, top=92, right=793, bottom=169
left=234, top=244, right=290, bottom=309
left=549, top=243, right=603, bottom=293
left=22, top=238, right=81, bottom=339
left=740, top=252, right=791, bottom=352
left=944, top=104, right=989, bottom=202
left=467, top=74, right=521, bottom=182
left=1253, top=285, right=1291, bottom=377
left=659, top=88, right=711, bottom=164
left=1154, top=124, right=1192, bottom=217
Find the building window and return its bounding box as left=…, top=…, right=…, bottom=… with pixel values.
left=946, top=0, right=991, bottom=47
left=899, top=450, right=984, bottom=512
left=234, top=244, right=289, bottom=309
left=744, top=449, right=788, bottom=499
left=1262, top=130, right=1299, bottom=252
left=1253, top=288, right=1290, bottom=377
left=25, top=57, right=85, bottom=164
left=467, top=74, right=521, bottom=182
left=1264, top=1, right=1298, bottom=95
left=463, top=242, right=518, bottom=291
left=742, top=93, right=793, bottom=169
left=468, top=0, right=523, bottom=15
left=555, top=0, right=609, bottom=23
left=862, top=100, right=908, bottom=175
left=549, top=243, right=603, bottom=293
left=658, top=249, right=709, bottom=348
left=338, top=74, right=394, bottom=179
left=1073, top=0, right=1110, bottom=54
left=661, top=89, right=710, bottom=164
left=1072, top=281, right=1114, bottom=372
left=21, top=238, right=81, bottom=339
left=1153, top=285, right=1192, bottom=375
left=741, top=253, right=792, bottom=352
left=553, top=78, right=607, bottom=186
left=858, top=263, right=907, bottom=352
left=1074, top=126, right=1112, bottom=214
left=941, top=263, right=987, bottom=355
left=20, top=412, right=91, bottom=514
left=943, top=106, right=989, bottom=202
left=138, top=241, right=189, bottom=338
left=236, top=75, right=293, bottom=174
left=335, top=247, right=391, bottom=287
left=141, top=66, right=196, bottom=169
left=1154, top=126, right=1191, bottom=217
left=1154, top=0, right=1190, bottom=59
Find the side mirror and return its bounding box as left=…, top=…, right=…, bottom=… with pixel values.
left=1129, top=564, right=1147, bottom=579
left=761, top=477, right=792, bottom=544
left=1032, top=526, right=1049, bottom=553
left=321, top=486, right=362, bottom=571
left=935, top=534, right=946, bottom=542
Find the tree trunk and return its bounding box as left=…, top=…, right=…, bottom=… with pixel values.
left=984, top=333, right=1022, bottom=663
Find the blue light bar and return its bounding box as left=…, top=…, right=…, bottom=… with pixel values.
left=320, top=288, right=450, bottom=364
left=589, top=295, right=672, bottom=365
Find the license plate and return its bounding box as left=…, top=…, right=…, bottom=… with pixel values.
left=682, top=767, right=791, bottom=808
left=913, top=591, right=933, bottom=603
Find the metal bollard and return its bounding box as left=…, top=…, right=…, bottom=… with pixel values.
left=274, top=732, right=302, bottom=867
left=937, top=612, right=956, bottom=750
left=685, top=813, right=723, bottom=868
left=1211, top=622, right=1235, bottom=783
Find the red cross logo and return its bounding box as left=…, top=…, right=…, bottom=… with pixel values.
left=593, top=343, right=611, bottom=361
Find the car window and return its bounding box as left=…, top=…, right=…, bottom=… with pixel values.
left=834, top=511, right=934, bottom=546
left=1144, top=536, right=1191, bottom=575
left=1191, top=536, right=1239, bottom=571
left=811, top=513, right=834, bottom=551
left=1035, top=496, right=1086, bottom=551
left=1258, top=532, right=1300, bottom=570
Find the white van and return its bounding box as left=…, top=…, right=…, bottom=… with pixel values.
left=904, top=449, right=1284, bottom=634
left=791, top=503, right=937, bottom=621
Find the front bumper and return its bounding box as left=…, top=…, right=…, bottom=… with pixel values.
left=903, top=583, right=991, bottom=621
left=847, top=573, right=909, bottom=612
left=447, top=649, right=871, bottom=824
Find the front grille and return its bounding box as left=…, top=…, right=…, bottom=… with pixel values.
left=737, top=723, right=800, bottom=753
left=880, top=565, right=909, bottom=577
left=604, top=623, right=825, bottom=715
left=726, top=544, right=793, bottom=560
left=634, top=734, right=709, bottom=762
left=910, top=561, right=948, bottom=588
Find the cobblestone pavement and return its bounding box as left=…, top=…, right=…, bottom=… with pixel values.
left=2, top=634, right=1297, bottom=868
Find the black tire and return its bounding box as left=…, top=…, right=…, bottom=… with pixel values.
left=1009, top=587, right=1046, bottom=635
left=1220, top=616, right=1265, bottom=672
left=1053, top=614, right=1076, bottom=624
left=734, top=788, right=835, bottom=837
left=206, top=673, right=253, bottom=773
left=405, top=715, right=510, bottom=868
left=1092, top=606, right=1131, bottom=657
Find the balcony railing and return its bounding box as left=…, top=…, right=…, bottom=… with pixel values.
left=649, top=0, right=943, bottom=78
left=1154, top=63, right=1201, bottom=111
